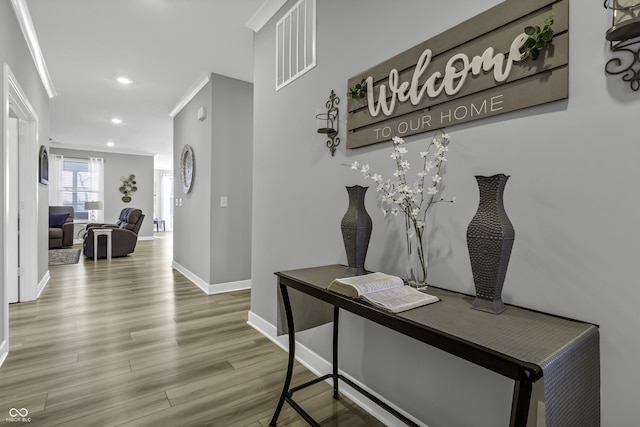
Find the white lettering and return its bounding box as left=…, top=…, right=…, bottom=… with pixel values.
left=398, top=121, right=408, bottom=134
left=421, top=114, right=432, bottom=128
left=471, top=99, right=488, bottom=116
left=367, top=33, right=528, bottom=117
left=444, top=54, right=470, bottom=95
left=454, top=105, right=468, bottom=120
left=381, top=126, right=392, bottom=138
left=410, top=49, right=432, bottom=104
left=491, top=94, right=504, bottom=111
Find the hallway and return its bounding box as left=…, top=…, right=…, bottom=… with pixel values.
left=0, top=235, right=381, bottom=426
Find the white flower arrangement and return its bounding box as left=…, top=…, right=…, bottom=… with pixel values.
left=350, top=131, right=455, bottom=287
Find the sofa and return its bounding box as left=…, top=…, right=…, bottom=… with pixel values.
left=49, top=206, right=75, bottom=249
left=83, top=208, right=145, bottom=259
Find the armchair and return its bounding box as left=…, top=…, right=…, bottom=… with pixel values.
left=83, top=208, right=145, bottom=259
left=49, top=206, right=75, bottom=249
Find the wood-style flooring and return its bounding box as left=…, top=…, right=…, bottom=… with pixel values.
left=1, top=233, right=384, bottom=426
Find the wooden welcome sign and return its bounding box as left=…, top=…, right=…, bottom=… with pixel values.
left=346, top=0, right=569, bottom=149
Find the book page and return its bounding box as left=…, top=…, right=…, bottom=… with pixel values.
left=327, top=272, right=404, bottom=298
left=361, top=286, right=439, bottom=313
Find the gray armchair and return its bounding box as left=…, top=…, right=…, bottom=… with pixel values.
left=49, top=206, right=74, bottom=249
left=83, top=208, right=145, bottom=259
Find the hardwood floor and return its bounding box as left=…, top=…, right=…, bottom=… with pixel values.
left=1, top=233, right=384, bottom=426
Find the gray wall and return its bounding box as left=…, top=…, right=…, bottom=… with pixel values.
left=0, top=2, right=51, bottom=303
left=174, top=81, right=213, bottom=281
left=49, top=148, right=154, bottom=238
left=173, top=73, right=253, bottom=285
left=251, top=1, right=638, bottom=426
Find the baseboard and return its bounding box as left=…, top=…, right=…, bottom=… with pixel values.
left=246, top=311, right=427, bottom=427
left=0, top=339, right=8, bottom=368
left=138, top=236, right=154, bottom=241
left=37, top=270, right=50, bottom=300
left=172, top=261, right=251, bottom=295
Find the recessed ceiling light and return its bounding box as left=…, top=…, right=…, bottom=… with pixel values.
left=107, top=141, right=115, bottom=147
left=116, top=77, right=133, bottom=84
left=111, top=118, right=123, bottom=124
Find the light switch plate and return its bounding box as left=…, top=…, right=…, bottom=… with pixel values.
left=220, top=196, right=228, bottom=207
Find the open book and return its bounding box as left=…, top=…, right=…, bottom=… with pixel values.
left=327, top=272, right=439, bottom=313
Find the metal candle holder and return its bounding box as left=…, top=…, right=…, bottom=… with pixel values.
left=604, top=0, right=640, bottom=90
left=317, top=90, right=340, bottom=156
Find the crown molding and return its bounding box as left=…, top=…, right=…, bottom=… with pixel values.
left=246, top=0, right=287, bottom=32
left=10, top=0, right=57, bottom=98
left=168, top=72, right=210, bottom=118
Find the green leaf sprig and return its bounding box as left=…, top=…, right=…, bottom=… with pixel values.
left=523, top=13, right=554, bottom=60
left=347, top=78, right=367, bottom=99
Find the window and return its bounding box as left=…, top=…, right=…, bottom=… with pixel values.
left=49, top=156, right=104, bottom=222
left=276, top=0, right=316, bottom=91
left=60, top=158, right=95, bottom=220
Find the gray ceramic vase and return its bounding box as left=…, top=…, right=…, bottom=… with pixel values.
left=341, top=185, right=372, bottom=276
left=466, top=174, right=515, bottom=314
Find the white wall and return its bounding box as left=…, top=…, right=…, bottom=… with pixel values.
left=251, top=1, right=639, bottom=426
left=0, top=0, right=50, bottom=337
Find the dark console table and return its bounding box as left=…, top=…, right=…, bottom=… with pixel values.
left=270, top=265, right=599, bottom=427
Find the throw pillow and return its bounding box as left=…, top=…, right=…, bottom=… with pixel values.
left=49, top=213, right=69, bottom=228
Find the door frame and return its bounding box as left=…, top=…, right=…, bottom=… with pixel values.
left=2, top=64, right=40, bottom=364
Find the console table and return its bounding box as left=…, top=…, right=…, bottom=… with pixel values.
left=270, top=265, right=599, bottom=427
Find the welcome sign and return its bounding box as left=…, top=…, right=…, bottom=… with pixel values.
left=346, top=0, right=569, bottom=149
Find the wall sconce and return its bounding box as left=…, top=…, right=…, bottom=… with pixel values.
left=604, top=0, right=640, bottom=90
left=316, top=90, right=340, bottom=156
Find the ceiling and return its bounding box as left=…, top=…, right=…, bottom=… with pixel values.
left=27, top=0, right=266, bottom=170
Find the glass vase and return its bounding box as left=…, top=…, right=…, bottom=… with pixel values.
left=406, top=225, right=428, bottom=290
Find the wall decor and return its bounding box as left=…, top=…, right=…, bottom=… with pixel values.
left=604, top=0, right=640, bottom=90
left=39, top=145, right=49, bottom=185
left=180, top=144, right=194, bottom=194
left=467, top=174, right=515, bottom=314
left=119, top=174, right=137, bottom=203
left=347, top=0, right=569, bottom=149
left=316, top=90, right=340, bottom=156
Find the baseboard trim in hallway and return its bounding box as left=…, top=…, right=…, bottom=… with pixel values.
left=172, top=260, right=251, bottom=295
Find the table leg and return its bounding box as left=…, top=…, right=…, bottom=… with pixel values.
left=270, top=283, right=296, bottom=427
left=509, top=378, right=533, bottom=427
left=333, top=306, right=339, bottom=399
left=106, top=232, right=112, bottom=261
left=93, top=232, right=98, bottom=262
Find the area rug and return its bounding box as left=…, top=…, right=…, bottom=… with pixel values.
left=48, top=248, right=81, bottom=265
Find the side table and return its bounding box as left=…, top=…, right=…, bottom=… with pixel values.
left=92, top=228, right=112, bottom=262
left=154, top=218, right=166, bottom=232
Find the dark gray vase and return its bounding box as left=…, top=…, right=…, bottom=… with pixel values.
left=341, top=185, right=372, bottom=276
left=466, top=174, right=515, bottom=314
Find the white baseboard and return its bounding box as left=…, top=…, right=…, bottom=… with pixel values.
left=172, top=261, right=251, bottom=295
left=246, top=311, right=427, bottom=427
left=138, top=236, right=154, bottom=241
left=37, top=270, right=50, bottom=300
left=0, top=339, right=8, bottom=368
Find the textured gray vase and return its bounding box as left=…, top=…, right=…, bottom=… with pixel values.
left=466, top=174, right=515, bottom=314
left=341, top=185, right=372, bottom=276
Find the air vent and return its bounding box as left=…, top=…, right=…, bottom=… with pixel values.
left=275, top=0, right=316, bottom=91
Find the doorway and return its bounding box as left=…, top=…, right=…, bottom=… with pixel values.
left=2, top=65, right=40, bottom=363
